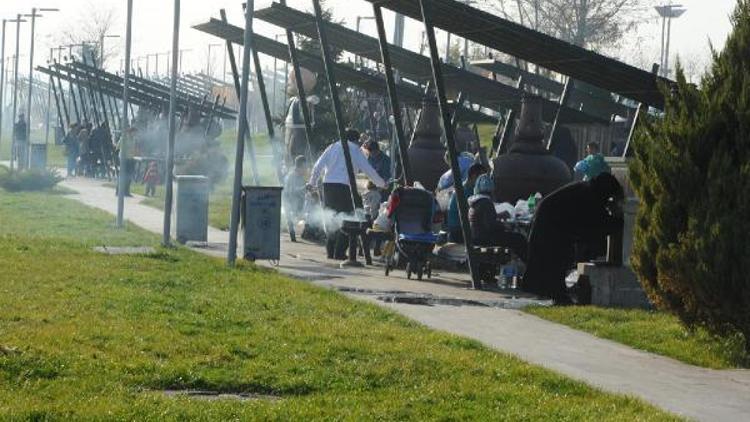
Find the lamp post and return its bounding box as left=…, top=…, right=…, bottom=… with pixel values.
left=117, top=0, right=133, bottom=228
left=99, top=34, right=119, bottom=70
left=9, top=15, right=26, bottom=172
left=24, top=8, right=60, bottom=167
left=178, top=48, right=191, bottom=74
left=655, top=4, right=686, bottom=78
left=355, top=16, right=375, bottom=68
left=206, top=43, right=221, bottom=79
left=0, top=18, right=8, bottom=151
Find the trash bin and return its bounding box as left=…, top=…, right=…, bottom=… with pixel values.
left=29, top=143, right=47, bottom=170
left=174, top=175, right=209, bottom=244
left=242, top=186, right=283, bottom=261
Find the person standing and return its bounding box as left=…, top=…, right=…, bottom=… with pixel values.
left=363, top=140, right=392, bottom=183
left=574, top=142, right=611, bottom=181
left=309, top=128, right=386, bottom=260
left=63, top=123, right=81, bottom=177
left=523, top=173, right=624, bottom=303
left=13, top=112, right=28, bottom=170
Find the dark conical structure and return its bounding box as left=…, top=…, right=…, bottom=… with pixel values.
left=407, top=97, right=448, bottom=191
left=491, top=95, right=572, bottom=203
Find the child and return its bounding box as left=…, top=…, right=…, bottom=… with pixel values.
left=284, top=156, right=307, bottom=221
left=362, top=181, right=382, bottom=220
left=143, top=161, right=160, bottom=197
left=362, top=181, right=383, bottom=256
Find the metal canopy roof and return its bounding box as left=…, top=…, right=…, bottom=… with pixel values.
left=253, top=2, right=603, bottom=125
left=366, top=0, right=670, bottom=109
left=193, top=17, right=496, bottom=123
left=38, top=61, right=237, bottom=120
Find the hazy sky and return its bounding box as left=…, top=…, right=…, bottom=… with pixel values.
left=0, top=0, right=739, bottom=79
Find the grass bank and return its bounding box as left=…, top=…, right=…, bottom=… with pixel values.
left=0, top=189, right=677, bottom=420
left=526, top=306, right=749, bottom=369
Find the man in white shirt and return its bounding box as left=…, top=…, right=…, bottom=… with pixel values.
left=309, top=128, right=387, bottom=259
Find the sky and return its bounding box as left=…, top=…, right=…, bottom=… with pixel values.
left=0, top=0, right=740, bottom=81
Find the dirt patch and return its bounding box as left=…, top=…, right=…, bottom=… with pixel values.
left=161, top=389, right=281, bottom=402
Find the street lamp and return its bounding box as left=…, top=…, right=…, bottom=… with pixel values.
left=8, top=15, right=26, bottom=171
left=355, top=16, right=375, bottom=68
left=207, top=43, right=221, bottom=79
left=655, top=4, right=687, bottom=78
left=99, top=34, right=119, bottom=69
left=24, top=7, right=59, bottom=168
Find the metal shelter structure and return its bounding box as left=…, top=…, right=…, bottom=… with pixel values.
left=364, top=0, right=671, bottom=109
left=37, top=60, right=237, bottom=123
left=253, top=2, right=603, bottom=125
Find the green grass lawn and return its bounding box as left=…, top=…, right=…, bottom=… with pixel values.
left=526, top=306, right=749, bottom=369
left=0, top=189, right=678, bottom=420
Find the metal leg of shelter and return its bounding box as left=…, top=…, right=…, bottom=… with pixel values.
left=312, top=0, right=367, bottom=269
left=311, top=0, right=359, bottom=208
left=546, top=77, right=573, bottom=151
left=494, top=75, right=524, bottom=157
left=419, top=0, right=480, bottom=290
left=280, top=0, right=315, bottom=168
left=623, top=64, right=659, bottom=158
left=373, top=4, right=411, bottom=185
left=219, top=8, right=259, bottom=186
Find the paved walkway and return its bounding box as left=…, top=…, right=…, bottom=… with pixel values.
left=56, top=176, right=750, bottom=421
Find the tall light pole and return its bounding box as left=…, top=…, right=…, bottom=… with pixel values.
left=9, top=15, right=26, bottom=172
left=99, top=33, right=119, bottom=70
left=206, top=43, right=221, bottom=79
left=655, top=4, right=686, bottom=78
left=163, top=0, right=181, bottom=246
left=117, top=0, right=133, bottom=228
left=25, top=8, right=60, bottom=166
left=0, top=19, right=8, bottom=152
left=355, top=16, right=375, bottom=68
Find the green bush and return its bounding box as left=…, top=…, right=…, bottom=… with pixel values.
left=629, top=1, right=750, bottom=351
left=0, top=168, right=63, bottom=192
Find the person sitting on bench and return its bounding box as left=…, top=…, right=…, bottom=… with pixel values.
left=468, top=174, right=527, bottom=260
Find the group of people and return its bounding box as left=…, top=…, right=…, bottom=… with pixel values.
left=287, top=124, right=622, bottom=304
left=61, top=121, right=117, bottom=179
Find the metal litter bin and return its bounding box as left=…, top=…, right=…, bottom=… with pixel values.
left=174, top=175, right=209, bottom=244
left=242, top=186, right=283, bottom=261
left=29, top=143, right=47, bottom=170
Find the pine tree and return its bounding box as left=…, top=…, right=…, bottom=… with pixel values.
left=629, top=1, right=750, bottom=351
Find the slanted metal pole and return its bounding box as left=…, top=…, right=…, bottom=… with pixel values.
left=250, top=36, right=283, bottom=185
left=495, top=75, right=524, bottom=156
left=546, top=77, right=572, bottom=150
left=373, top=4, right=411, bottom=185
left=623, top=63, right=660, bottom=158
left=280, top=0, right=314, bottom=165
left=53, top=66, right=70, bottom=126
left=219, top=8, right=259, bottom=185
left=163, top=0, right=181, bottom=246
left=419, top=0, right=480, bottom=289
left=49, top=68, right=65, bottom=129
left=312, top=0, right=360, bottom=208
left=117, top=0, right=133, bottom=228
left=228, top=0, right=256, bottom=266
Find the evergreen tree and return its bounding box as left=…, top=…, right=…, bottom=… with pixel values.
left=629, top=1, right=750, bottom=351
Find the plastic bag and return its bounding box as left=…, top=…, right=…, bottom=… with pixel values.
left=514, top=199, right=530, bottom=219
left=495, top=202, right=515, bottom=220
left=372, top=202, right=392, bottom=232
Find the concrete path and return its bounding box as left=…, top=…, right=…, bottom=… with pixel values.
left=55, top=176, right=750, bottom=421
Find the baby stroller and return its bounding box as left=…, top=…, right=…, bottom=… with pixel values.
left=384, top=186, right=440, bottom=280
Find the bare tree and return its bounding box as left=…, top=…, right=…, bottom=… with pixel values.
left=56, top=2, right=119, bottom=68
left=478, top=0, right=654, bottom=51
